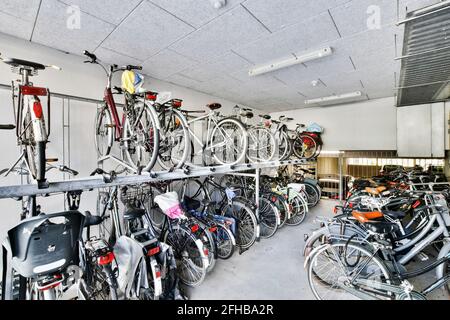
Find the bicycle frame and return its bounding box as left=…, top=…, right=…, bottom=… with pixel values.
left=186, top=111, right=222, bottom=155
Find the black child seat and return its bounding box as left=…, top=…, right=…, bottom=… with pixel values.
left=7, top=211, right=84, bottom=278
left=207, top=103, right=222, bottom=110
left=2, top=57, right=46, bottom=70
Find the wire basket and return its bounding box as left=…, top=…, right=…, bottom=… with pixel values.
left=120, top=184, right=153, bottom=206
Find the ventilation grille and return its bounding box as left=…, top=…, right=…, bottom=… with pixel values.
left=397, top=1, right=450, bottom=106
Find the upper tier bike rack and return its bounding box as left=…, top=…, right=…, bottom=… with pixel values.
left=0, top=159, right=306, bottom=199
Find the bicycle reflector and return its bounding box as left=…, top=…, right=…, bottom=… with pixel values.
left=209, top=226, right=217, bottom=233
left=146, top=92, right=157, bottom=101
left=203, top=248, right=209, bottom=256
left=33, top=101, right=43, bottom=119
left=21, top=86, right=48, bottom=96
left=191, top=224, right=199, bottom=233
left=412, top=200, right=421, bottom=209
left=172, top=99, right=182, bottom=108
left=97, top=252, right=115, bottom=266
left=333, top=206, right=338, bottom=214
left=147, top=246, right=160, bottom=256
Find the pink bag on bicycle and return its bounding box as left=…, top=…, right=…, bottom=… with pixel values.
left=154, top=191, right=186, bottom=220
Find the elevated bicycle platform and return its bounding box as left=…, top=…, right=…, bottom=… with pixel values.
left=0, top=159, right=307, bottom=199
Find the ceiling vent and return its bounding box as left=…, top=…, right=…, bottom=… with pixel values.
left=397, top=1, right=450, bottom=106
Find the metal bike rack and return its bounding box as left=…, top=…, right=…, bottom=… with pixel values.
left=0, top=159, right=306, bottom=199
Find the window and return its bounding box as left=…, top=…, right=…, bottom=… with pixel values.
left=347, top=157, right=444, bottom=170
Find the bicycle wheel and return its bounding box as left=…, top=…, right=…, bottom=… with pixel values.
left=285, top=194, right=307, bottom=226
left=265, top=192, right=288, bottom=228
left=157, top=109, right=190, bottom=170
left=258, top=197, right=279, bottom=239
left=22, top=111, right=38, bottom=180
left=214, top=223, right=235, bottom=259
left=293, top=135, right=317, bottom=159
left=247, top=127, right=275, bottom=163
left=304, top=182, right=320, bottom=207
left=222, top=200, right=258, bottom=250
left=163, top=224, right=207, bottom=287
left=278, top=131, right=291, bottom=161
left=94, top=104, right=113, bottom=158
left=122, top=103, right=159, bottom=172
left=210, top=117, right=248, bottom=165
left=307, top=242, right=391, bottom=300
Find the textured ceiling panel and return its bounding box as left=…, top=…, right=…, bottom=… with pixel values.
left=143, top=49, right=198, bottom=79
left=329, top=0, right=399, bottom=37
left=94, top=46, right=143, bottom=66
left=234, top=12, right=341, bottom=65
left=101, top=1, right=194, bottom=60
left=57, top=0, right=142, bottom=25
left=32, top=0, right=115, bottom=53
left=242, top=0, right=350, bottom=32
left=169, top=6, right=270, bottom=61
left=148, top=0, right=245, bottom=28
left=0, top=0, right=40, bottom=40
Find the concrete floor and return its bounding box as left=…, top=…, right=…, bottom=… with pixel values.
left=186, top=199, right=449, bottom=300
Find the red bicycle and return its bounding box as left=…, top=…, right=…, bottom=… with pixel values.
left=83, top=50, right=160, bottom=172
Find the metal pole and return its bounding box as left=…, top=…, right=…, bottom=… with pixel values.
left=338, top=152, right=343, bottom=202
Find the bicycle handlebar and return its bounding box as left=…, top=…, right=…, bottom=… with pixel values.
left=83, top=50, right=97, bottom=62
left=0, top=124, right=15, bottom=130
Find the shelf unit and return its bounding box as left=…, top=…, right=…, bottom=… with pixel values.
left=0, top=159, right=307, bottom=199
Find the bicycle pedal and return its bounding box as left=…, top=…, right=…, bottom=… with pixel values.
left=416, top=252, right=429, bottom=262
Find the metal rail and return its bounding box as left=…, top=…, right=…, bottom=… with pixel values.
left=0, top=159, right=306, bottom=199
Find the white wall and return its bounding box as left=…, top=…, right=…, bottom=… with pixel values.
left=0, top=33, right=254, bottom=241
left=270, top=97, right=398, bottom=151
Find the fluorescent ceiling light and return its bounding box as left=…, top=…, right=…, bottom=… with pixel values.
left=304, top=91, right=363, bottom=106
left=248, top=47, right=333, bottom=77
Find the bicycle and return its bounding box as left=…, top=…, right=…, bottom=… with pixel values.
left=233, top=106, right=276, bottom=163
left=182, top=103, right=248, bottom=166
left=0, top=53, right=61, bottom=188
left=83, top=50, right=160, bottom=173
left=306, top=193, right=450, bottom=300
left=2, top=189, right=119, bottom=300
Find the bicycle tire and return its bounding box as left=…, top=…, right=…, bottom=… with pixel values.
left=157, top=108, right=190, bottom=170
left=94, top=104, right=113, bottom=158
left=122, top=102, right=160, bottom=172
left=210, top=117, right=248, bottom=165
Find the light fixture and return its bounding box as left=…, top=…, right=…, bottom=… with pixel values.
left=248, top=47, right=333, bottom=77
left=209, top=0, right=226, bottom=9
left=304, top=91, right=363, bottom=106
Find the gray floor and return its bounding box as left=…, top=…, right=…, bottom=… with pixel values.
left=186, top=199, right=449, bottom=300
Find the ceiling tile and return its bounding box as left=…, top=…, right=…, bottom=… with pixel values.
left=350, top=46, right=400, bottom=72
left=165, top=73, right=203, bottom=89
left=0, top=0, right=41, bottom=40
left=148, top=0, right=245, bottom=28
left=101, top=1, right=194, bottom=60
left=169, top=6, right=270, bottom=61
left=142, top=49, right=198, bottom=79
left=32, top=0, right=115, bottom=54
left=329, top=0, right=399, bottom=37
left=234, top=12, right=341, bottom=65
left=243, top=0, right=350, bottom=32
left=94, top=46, right=143, bottom=66
left=57, top=0, right=142, bottom=25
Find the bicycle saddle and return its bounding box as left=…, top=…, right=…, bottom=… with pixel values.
left=365, top=186, right=387, bottom=195
left=352, top=211, right=384, bottom=223
left=259, top=114, right=271, bottom=120
left=207, top=102, right=221, bottom=110
left=2, top=57, right=46, bottom=70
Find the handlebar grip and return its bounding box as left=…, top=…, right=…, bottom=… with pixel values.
left=90, top=168, right=105, bottom=176
left=0, top=124, right=15, bottom=130
left=127, top=65, right=142, bottom=71
left=83, top=50, right=97, bottom=61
